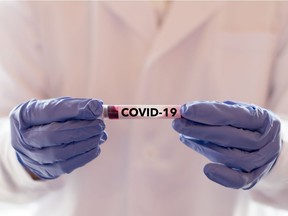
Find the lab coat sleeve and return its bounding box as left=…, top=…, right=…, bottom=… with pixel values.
left=250, top=2, right=288, bottom=210
left=0, top=2, right=64, bottom=203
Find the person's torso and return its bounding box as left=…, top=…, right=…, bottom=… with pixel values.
left=30, top=1, right=284, bottom=216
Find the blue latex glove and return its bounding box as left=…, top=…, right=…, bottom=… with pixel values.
left=173, top=101, right=281, bottom=189
left=10, top=97, right=107, bottom=180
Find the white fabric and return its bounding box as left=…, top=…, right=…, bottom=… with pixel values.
left=152, top=0, right=168, bottom=14
left=151, top=0, right=170, bottom=24
left=0, top=1, right=288, bottom=216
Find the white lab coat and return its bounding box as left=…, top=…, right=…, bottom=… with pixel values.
left=0, top=1, right=288, bottom=216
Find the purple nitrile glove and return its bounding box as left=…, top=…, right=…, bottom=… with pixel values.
left=10, top=97, right=107, bottom=180
left=173, top=101, right=281, bottom=189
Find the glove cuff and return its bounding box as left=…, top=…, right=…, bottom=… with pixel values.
left=250, top=128, right=288, bottom=209
left=0, top=117, right=65, bottom=203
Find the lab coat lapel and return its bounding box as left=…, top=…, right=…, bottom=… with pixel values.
left=101, top=1, right=157, bottom=42
left=146, top=2, right=220, bottom=66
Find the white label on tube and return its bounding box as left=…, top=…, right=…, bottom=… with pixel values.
left=116, top=105, right=181, bottom=119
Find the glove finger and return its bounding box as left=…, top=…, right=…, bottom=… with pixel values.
left=99, top=131, right=108, bottom=145
left=22, top=119, right=105, bottom=148
left=203, top=161, right=275, bottom=189
left=173, top=118, right=265, bottom=151
left=180, top=135, right=280, bottom=172
left=20, top=132, right=106, bottom=164
left=11, top=97, right=103, bottom=128
left=17, top=146, right=101, bottom=179
left=180, top=101, right=272, bottom=132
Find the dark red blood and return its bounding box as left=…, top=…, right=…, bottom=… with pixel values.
left=108, top=106, right=119, bottom=119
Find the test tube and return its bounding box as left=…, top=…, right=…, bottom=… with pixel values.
left=103, top=105, right=181, bottom=119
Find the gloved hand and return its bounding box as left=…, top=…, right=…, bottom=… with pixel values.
left=9, top=97, right=107, bottom=180
left=173, top=101, right=281, bottom=189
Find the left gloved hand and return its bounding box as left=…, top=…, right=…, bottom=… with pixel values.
left=172, top=101, right=281, bottom=189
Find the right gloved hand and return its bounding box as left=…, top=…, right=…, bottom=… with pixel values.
left=9, top=97, right=107, bottom=180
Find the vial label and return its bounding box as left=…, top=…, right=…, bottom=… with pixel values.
left=104, top=105, right=181, bottom=119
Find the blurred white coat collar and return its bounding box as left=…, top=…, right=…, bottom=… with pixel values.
left=101, top=1, right=220, bottom=65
